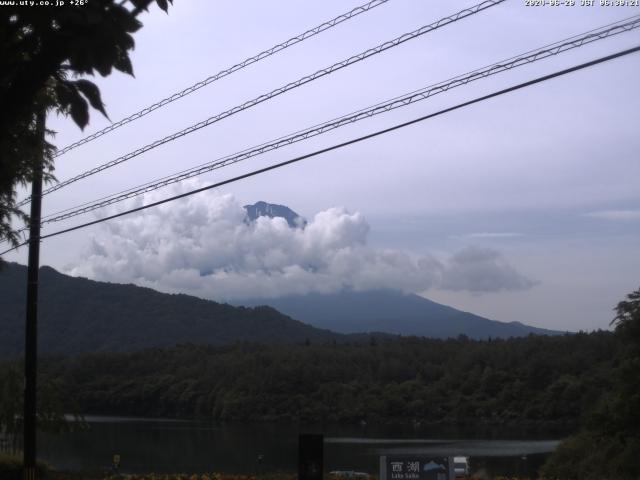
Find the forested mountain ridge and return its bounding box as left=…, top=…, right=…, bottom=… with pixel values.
left=238, top=289, right=562, bottom=339
left=34, top=331, right=617, bottom=425
left=0, top=262, right=342, bottom=358
left=0, top=262, right=558, bottom=359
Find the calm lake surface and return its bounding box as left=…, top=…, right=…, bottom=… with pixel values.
left=39, top=416, right=566, bottom=477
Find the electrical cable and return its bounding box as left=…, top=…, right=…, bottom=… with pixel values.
left=53, top=0, right=393, bottom=158
left=3, top=44, right=638, bottom=257
left=37, top=16, right=640, bottom=225
left=17, top=0, right=504, bottom=207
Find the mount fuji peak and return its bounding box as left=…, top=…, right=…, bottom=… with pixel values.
left=244, top=201, right=307, bottom=228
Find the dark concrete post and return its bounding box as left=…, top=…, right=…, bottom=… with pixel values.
left=298, top=433, right=323, bottom=480
left=23, top=109, right=45, bottom=480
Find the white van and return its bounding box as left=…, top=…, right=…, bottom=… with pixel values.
left=453, top=456, right=470, bottom=478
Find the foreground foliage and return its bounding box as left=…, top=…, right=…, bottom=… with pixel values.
left=0, top=453, right=48, bottom=480
left=0, top=0, right=173, bottom=250
left=0, top=458, right=540, bottom=480
left=0, top=365, right=86, bottom=455
left=103, top=475, right=296, bottom=480
left=541, top=287, right=640, bottom=480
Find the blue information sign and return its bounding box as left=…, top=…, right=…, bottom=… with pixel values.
left=380, top=455, right=453, bottom=480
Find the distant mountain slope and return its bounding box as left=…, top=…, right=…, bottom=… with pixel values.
left=0, top=263, right=340, bottom=359
left=244, top=201, right=306, bottom=228
left=238, top=290, right=562, bottom=339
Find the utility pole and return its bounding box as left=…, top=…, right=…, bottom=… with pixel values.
left=23, top=110, right=45, bottom=480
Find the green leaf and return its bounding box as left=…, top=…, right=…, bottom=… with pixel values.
left=128, top=0, right=153, bottom=12
left=69, top=94, right=89, bottom=130
left=110, top=4, right=143, bottom=33
left=54, top=79, right=92, bottom=130
left=113, top=53, right=134, bottom=76
left=74, top=79, right=109, bottom=119
left=156, top=0, right=169, bottom=12
left=94, top=56, right=114, bottom=77
left=54, top=81, right=75, bottom=110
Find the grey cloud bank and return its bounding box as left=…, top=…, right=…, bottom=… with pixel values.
left=441, top=246, right=538, bottom=294
left=585, top=209, right=640, bottom=221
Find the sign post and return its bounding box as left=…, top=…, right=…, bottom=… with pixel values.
left=298, top=434, right=323, bottom=480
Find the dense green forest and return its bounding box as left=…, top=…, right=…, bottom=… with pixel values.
left=26, top=331, right=618, bottom=425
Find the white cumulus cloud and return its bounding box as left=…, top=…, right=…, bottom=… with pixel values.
left=67, top=181, right=536, bottom=299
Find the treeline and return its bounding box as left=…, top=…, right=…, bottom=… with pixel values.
left=33, top=331, right=620, bottom=425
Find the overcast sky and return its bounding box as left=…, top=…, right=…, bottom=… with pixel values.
left=6, top=0, right=640, bottom=331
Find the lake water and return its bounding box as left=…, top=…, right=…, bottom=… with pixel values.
left=38, top=416, right=566, bottom=477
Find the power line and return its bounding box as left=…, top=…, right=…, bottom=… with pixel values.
left=38, top=16, right=640, bottom=225
left=38, top=14, right=640, bottom=221
left=3, top=44, right=638, bottom=257
left=53, top=0, right=393, bottom=158
left=17, top=0, right=504, bottom=207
